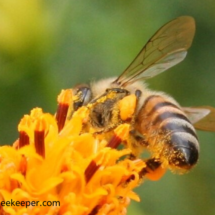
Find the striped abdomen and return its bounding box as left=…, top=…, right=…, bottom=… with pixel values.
left=135, top=95, right=199, bottom=171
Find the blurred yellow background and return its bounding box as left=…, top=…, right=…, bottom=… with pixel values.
left=0, top=0, right=214, bottom=215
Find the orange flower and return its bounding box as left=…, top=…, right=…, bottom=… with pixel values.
left=0, top=89, right=149, bottom=215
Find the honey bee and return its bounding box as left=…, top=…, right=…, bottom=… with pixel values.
left=71, top=16, right=215, bottom=174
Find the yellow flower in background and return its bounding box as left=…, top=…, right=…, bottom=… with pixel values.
left=0, top=89, right=148, bottom=215
left=0, top=0, right=50, bottom=55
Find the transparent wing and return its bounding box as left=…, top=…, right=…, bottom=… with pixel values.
left=113, top=16, right=195, bottom=87
left=183, top=106, right=215, bottom=132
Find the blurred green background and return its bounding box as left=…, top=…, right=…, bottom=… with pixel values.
left=0, top=0, right=215, bottom=214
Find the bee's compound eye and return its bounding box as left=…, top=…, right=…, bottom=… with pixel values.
left=73, top=84, right=92, bottom=110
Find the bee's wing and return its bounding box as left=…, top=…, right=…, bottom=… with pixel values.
left=113, top=16, right=195, bottom=87
left=182, top=106, right=215, bottom=132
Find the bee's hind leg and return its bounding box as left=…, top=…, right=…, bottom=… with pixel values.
left=140, top=158, right=166, bottom=181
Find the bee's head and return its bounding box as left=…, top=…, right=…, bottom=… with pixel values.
left=72, top=84, right=92, bottom=110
